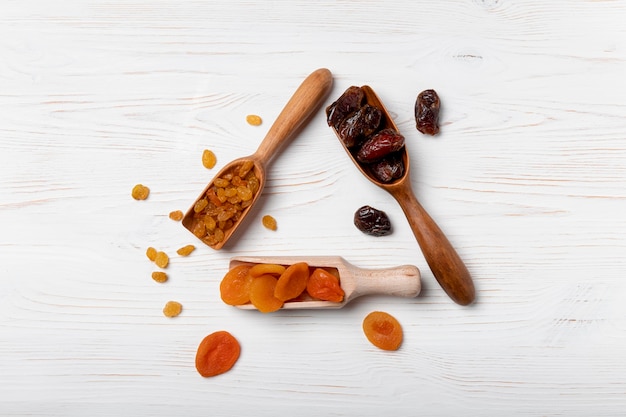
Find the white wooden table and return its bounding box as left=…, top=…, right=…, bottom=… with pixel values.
left=2, top=1, right=625, bottom=416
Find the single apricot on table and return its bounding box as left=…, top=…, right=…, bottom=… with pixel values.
left=362, top=311, right=403, bottom=351
left=195, top=331, right=241, bottom=377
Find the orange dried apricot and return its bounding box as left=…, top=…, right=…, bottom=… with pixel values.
left=154, top=251, right=169, bottom=268
left=362, top=311, right=403, bottom=351
left=220, top=265, right=253, bottom=306
left=169, top=210, right=184, bottom=221
left=307, top=268, right=345, bottom=303
left=195, top=331, right=240, bottom=377
left=176, top=244, right=195, bottom=256
left=274, top=262, right=309, bottom=302
left=249, top=274, right=283, bottom=313
left=132, top=184, right=150, bottom=200
left=151, top=271, right=168, bottom=283
left=246, top=114, right=262, bottom=126
left=202, top=149, right=217, bottom=169
left=146, top=247, right=157, bottom=262
left=262, top=215, right=277, bottom=231
left=248, top=263, right=286, bottom=278
left=163, top=301, right=183, bottom=317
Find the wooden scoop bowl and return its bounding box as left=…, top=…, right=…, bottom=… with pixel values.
left=229, top=256, right=421, bottom=310
left=331, top=86, right=475, bottom=306
left=183, top=68, right=333, bottom=249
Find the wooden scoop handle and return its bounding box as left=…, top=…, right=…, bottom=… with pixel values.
left=353, top=264, right=421, bottom=299
left=254, top=68, right=333, bottom=163
left=391, top=183, right=476, bottom=306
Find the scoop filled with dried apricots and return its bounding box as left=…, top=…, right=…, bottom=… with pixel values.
left=220, top=256, right=421, bottom=311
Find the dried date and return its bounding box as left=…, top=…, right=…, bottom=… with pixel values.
left=326, top=86, right=365, bottom=129
left=337, top=104, right=382, bottom=148
left=356, top=128, right=405, bottom=163
left=354, top=205, right=392, bottom=236
left=367, top=152, right=404, bottom=183
left=415, top=89, right=440, bottom=135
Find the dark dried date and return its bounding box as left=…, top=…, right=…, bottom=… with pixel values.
left=337, top=104, right=382, bottom=148
left=415, top=89, right=440, bottom=135
left=326, top=86, right=365, bottom=129
left=354, top=205, right=392, bottom=236
left=356, top=128, right=405, bottom=164
left=367, top=152, right=404, bottom=183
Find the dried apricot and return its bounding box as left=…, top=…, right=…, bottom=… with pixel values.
left=176, top=244, right=195, bottom=256
left=169, top=210, right=184, bottom=221
left=195, top=331, right=241, bottom=377
left=246, top=114, right=262, bottom=126
left=249, top=274, right=283, bottom=313
left=151, top=271, right=168, bottom=283
left=155, top=251, right=169, bottom=268
left=131, top=184, right=150, bottom=200
left=248, top=263, right=286, bottom=278
left=262, top=215, right=277, bottom=231
left=163, top=301, right=182, bottom=318
left=202, top=149, right=217, bottom=169
left=362, top=311, right=403, bottom=351
left=146, top=247, right=157, bottom=262
left=307, top=268, right=345, bottom=303
left=220, top=265, right=253, bottom=306
left=274, top=262, right=309, bottom=302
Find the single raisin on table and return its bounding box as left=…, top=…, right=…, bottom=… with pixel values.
left=415, top=89, right=440, bottom=135
left=354, top=205, right=392, bottom=236
left=356, top=128, right=405, bottom=164
left=337, top=104, right=382, bottom=148
left=326, top=86, right=365, bottom=129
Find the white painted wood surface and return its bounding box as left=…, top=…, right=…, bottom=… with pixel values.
left=1, top=1, right=625, bottom=415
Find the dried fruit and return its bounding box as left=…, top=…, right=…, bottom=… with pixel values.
left=306, top=268, right=344, bottom=303
left=154, top=251, right=169, bottom=268
left=202, top=150, right=217, bottom=169
left=176, top=244, right=195, bottom=256
left=195, top=331, right=241, bottom=377
left=337, top=104, right=382, bottom=148
left=354, top=205, right=392, bottom=236
left=246, top=114, right=262, bottom=126
left=131, top=184, right=150, bottom=200
left=262, top=215, right=277, bottom=231
left=274, top=262, right=309, bottom=302
left=249, top=274, right=283, bottom=313
left=415, top=89, right=440, bottom=135
left=248, top=263, right=286, bottom=277
left=362, top=311, right=403, bottom=351
left=326, top=86, right=365, bottom=129
left=220, top=265, right=253, bottom=306
left=163, top=301, right=183, bottom=318
left=367, top=152, right=404, bottom=183
left=146, top=247, right=157, bottom=261
left=151, top=271, right=168, bottom=283
left=169, top=210, right=184, bottom=221
left=356, top=129, right=405, bottom=163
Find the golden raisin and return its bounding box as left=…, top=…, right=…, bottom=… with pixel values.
left=176, top=245, right=195, bottom=256
left=155, top=251, right=169, bottom=268
left=262, top=215, right=277, bottom=231
left=151, top=271, right=168, bottom=283
left=202, top=149, right=217, bottom=169
left=249, top=274, right=283, bottom=313
left=195, top=331, right=241, bottom=377
left=246, top=114, right=262, bottom=126
left=169, top=210, right=184, bottom=221
left=146, top=247, right=157, bottom=262
left=220, top=265, right=253, bottom=306
left=274, top=262, right=309, bottom=302
left=131, top=184, right=150, bottom=200
left=163, top=301, right=182, bottom=318
left=362, top=311, right=403, bottom=351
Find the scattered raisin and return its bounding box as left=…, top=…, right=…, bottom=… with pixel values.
left=362, top=311, right=403, bottom=351
left=131, top=184, right=150, bottom=200
left=195, top=331, right=241, bottom=377
left=163, top=301, right=183, bottom=318
left=202, top=149, right=217, bottom=169
left=146, top=247, right=157, bottom=262
left=326, top=86, right=365, bottom=129
left=151, top=271, right=168, bottom=283
left=354, top=205, right=392, bottom=236
left=415, top=89, right=440, bottom=135
left=246, top=114, right=263, bottom=126
left=169, top=210, right=184, bottom=221
left=155, top=251, right=169, bottom=268
left=176, top=245, right=195, bottom=256
left=262, top=215, right=277, bottom=231
left=356, top=129, right=405, bottom=163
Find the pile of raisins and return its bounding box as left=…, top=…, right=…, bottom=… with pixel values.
left=326, top=86, right=405, bottom=184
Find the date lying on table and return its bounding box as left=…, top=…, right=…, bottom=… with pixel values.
left=326, top=86, right=406, bottom=184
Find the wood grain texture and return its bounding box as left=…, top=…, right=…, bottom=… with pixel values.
left=1, top=1, right=626, bottom=416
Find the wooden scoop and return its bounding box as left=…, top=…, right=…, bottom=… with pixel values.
left=183, top=68, right=333, bottom=249
left=229, top=256, right=421, bottom=310
left=331, top=86, right=475, bottom=306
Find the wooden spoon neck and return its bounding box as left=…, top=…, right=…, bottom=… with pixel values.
left=353, top=265, right=421, bottom=298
